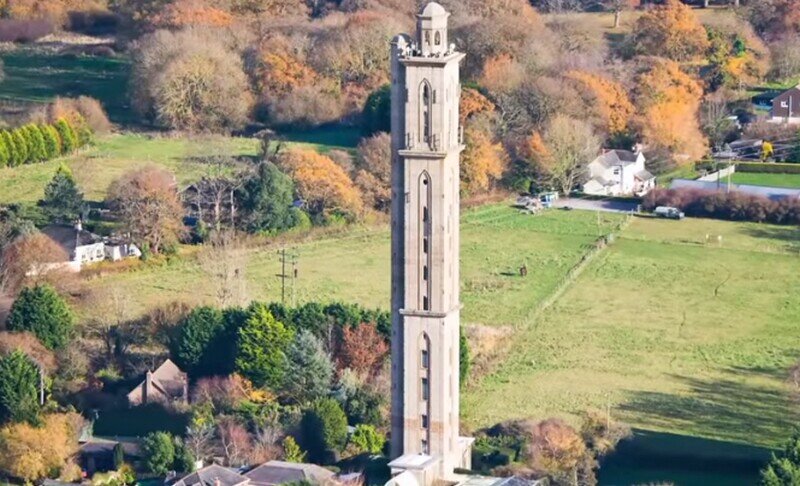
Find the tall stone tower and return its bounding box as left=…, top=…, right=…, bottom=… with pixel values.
left=388, top=3, right=472, bottom=484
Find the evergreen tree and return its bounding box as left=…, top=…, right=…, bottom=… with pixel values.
left=0, top=350, right=40, bottom=425
left=761, top=432, right=800, bottom=485
left=142, top=432, right=175, bottom=475
left=1, top=131, right=16, bottom=167
left=54, top=119, right=77, bottom=154
left=169, top=306, right=242, bottom=378
left=361, top=84, right=390, bottom=136
left=283, top=436, right=306, bottom=463
left=300, top=398, right=348, bottom=464
left=42, top=164, right=84, bottom=223
left=283, top=330, right=333, bottom=404
left=7, top=284, right=75, bottom=350
left=73, top=115, right=93, bottom=147
left=350, top=424, right=386, bottom=454
left=173, top=441, right=195, bottom=473
left=237, top=162, right=302, bottom=234
left=11, top=129, right=29, bottom=164
left=235, top=302, right=293, bottom=389
left=24, top=125, right=46, bottom=162
left=40, top=124, right=61, bottom=159
left=0, top=133, right=9, bottom=168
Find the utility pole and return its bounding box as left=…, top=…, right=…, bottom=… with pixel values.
left=276, top=248, right=298, bottom=305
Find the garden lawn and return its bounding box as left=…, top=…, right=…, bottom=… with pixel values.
left=0, top=133, right=259, bottom=204
left=463, top=216, right=800, bottom=448
left=77, top=204, right=624, bottom=327
left=729, top=172, right=800, bottom=189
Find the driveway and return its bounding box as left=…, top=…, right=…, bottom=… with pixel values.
left=551, top=197, right=640, bottom=214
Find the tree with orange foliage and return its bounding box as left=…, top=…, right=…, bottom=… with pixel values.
left=565, top=70, right=634, bottom=136
left=459, top=88, right=495, bottom=125
left=353, top=132, right=391, bottom=212
left=152, top=0, right=234, bottom=29
left=106, top=167, right=184, bottom=254
left=524, top=418, right=588, bottom=483
left=629, top=0, right=710, bottom=61
left=461, top=122, right=508, bottom=195
left=0, top=331, right=57, bottom=374
left=0, top=412, right=83, bottom=482
left=256, top=36, right=318, bottom=99
left=337, top=323, right=388, bottom=378
left=634, top=58, right=707, bottom=165
left=277, top=149, right=363, bottom=218
left=479, top=54, right=525, bottom=94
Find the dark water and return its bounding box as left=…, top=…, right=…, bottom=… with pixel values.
left=599, top=430, right=774, bottom=486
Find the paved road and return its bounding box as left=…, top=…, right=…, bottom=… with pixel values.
left=551, top=197, right=639, bottom=214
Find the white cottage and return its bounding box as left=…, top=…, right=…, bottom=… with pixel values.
left=582, top=148, right=655, bottom=197
left=42, top=223, right=106, bottom=272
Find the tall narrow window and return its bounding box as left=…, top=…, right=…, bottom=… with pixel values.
left=434, top=31, right=441, bottom=45
left=421, top=349, right=429, bottom=368
left=425, top=31, right=430, bottom=45
left=422, top=378, right=429, bottom=400
left=421, top=439, right=429, bottom=454
left=421, top=414, right=429, bottom=428
left=418, top=172, right=432, bottom=311
left=420, top=81, right=432, bottom=147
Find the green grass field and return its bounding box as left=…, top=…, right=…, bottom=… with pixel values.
left=0, top=133, right=259, bottom=204
left=76, top=204, right=800, bottom=448
left=0, top=47, right=132, bottom=124
left=79, top=205, right=625, bottom=326
left=463, top=215, right=800, bottom=447
left=729, top=172, right=800, bottom=189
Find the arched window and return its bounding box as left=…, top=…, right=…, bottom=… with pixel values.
left=434, top=31, right=441, bottom=46
left=420, top=81, right=432, bottom=147
left=424, top=31, right=431, bottom=45
left=418, top=171, right=432, bottom=311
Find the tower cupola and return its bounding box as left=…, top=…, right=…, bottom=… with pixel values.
left=417, top=2, right=449, bottom=57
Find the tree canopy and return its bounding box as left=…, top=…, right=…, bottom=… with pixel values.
left=7, top=284, right=74, bottom=350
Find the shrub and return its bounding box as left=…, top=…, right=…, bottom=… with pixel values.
left=761, top=431, right=800, bottom=485
left=737, top=162, right=800, bottom=174
left=7, top=284, right=75, bottom=350
left=300, top=398, right=348, bottom=464
left=49, top=96, right=111, bottom=135
left=350, top=424, right=385, bottom=454
left=643, top=188, right=800, bottom=225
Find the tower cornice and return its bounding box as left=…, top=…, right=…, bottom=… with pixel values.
left=399, top=52, right=465, bottom=66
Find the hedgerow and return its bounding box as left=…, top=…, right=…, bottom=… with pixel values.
left=0, top=118, right=89, bottom=169
left=643, top=188, right=800, bottom=224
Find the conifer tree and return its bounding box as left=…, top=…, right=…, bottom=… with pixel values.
left=54, top=119, right=77, bottom=154
left=1, top=131, right=18, bottom=167
left=42, top=164, right=84, bottom=222
left=11, top=129, right=29, bottom=165
left=0, top=134, right=9, bottom=168
left=40, top=124, right=60, bottom=159
left=24, top=125, right=47, bottom=163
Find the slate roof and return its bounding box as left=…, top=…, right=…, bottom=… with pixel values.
left=594, top=150, right=640, bottom=168
left=172, top=465, right=249, bottom=486
left=42, top=224, right=102, bottom=257
left=635, top=169, right=655, bottom=181
left=245, top=461, right=335, bottom=486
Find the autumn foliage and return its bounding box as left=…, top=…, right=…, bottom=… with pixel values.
left=152, top=0, right=234, bottom=29
left=337, top=323, right=388, bottom=377
left=630, top=0, right=710, bottom=61
left=278, top=149, right=363, bottom=218
left=459, top=88, right=495, bottom=125
left=0, top=412, right=83, bottom=482
left=461, top=123, right=508, bottom=194
left=634, top=58, right=706, bottom=164
left=565, top=71, right=634, bottom=135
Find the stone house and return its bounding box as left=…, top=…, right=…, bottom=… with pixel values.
left=127, top=359, right=188, bottom=407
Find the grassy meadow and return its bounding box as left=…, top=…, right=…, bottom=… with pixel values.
left=729, top=172, right=800, bottom=189
left=75, top=203, right=800, bottom=447
left=462, top=215, right=800, bottom=447
left=78, top=205, right=625, bottom=326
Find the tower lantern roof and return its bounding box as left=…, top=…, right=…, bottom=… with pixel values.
left=416, top=2, right=449, bottom=57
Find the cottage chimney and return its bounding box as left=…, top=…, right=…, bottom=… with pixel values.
left=143, top=370, right=153, bottom=404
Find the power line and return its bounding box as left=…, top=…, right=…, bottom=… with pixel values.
left=276, top=248, right=299, bottom=306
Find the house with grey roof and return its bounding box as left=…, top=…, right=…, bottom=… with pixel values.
left=127, top=359, right=188, bottom=407
left=245, top=461, right=336, bottom=486
left=42, top=222, right=106, bottom=272
left=172, top=465, right=249, bottom=486
left=582, top=148, right=655, bottom=197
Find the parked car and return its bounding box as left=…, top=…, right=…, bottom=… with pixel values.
left=654, top=206, right=685, bottom=220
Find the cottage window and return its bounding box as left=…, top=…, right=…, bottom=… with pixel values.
left=782, top=101, right=789, bottom=108
left=613, top=168, right=620, bottom=176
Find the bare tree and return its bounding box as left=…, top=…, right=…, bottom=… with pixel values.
left=84, top=286, right=131, bottom=362
left=106, top=167, right=184, bottom=255
left=218, top=417, right=252, bottom=466
left=198, top=230, right=248, bottom=307
left=606, top=0, right=639, bottom=28
left=0, top=232, right=69, bottom=295
left=186, top=155, right=249, bottom=232
left=700, top=94, right=736, bottom=151
left=186, top=421, right=215, bottom=463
